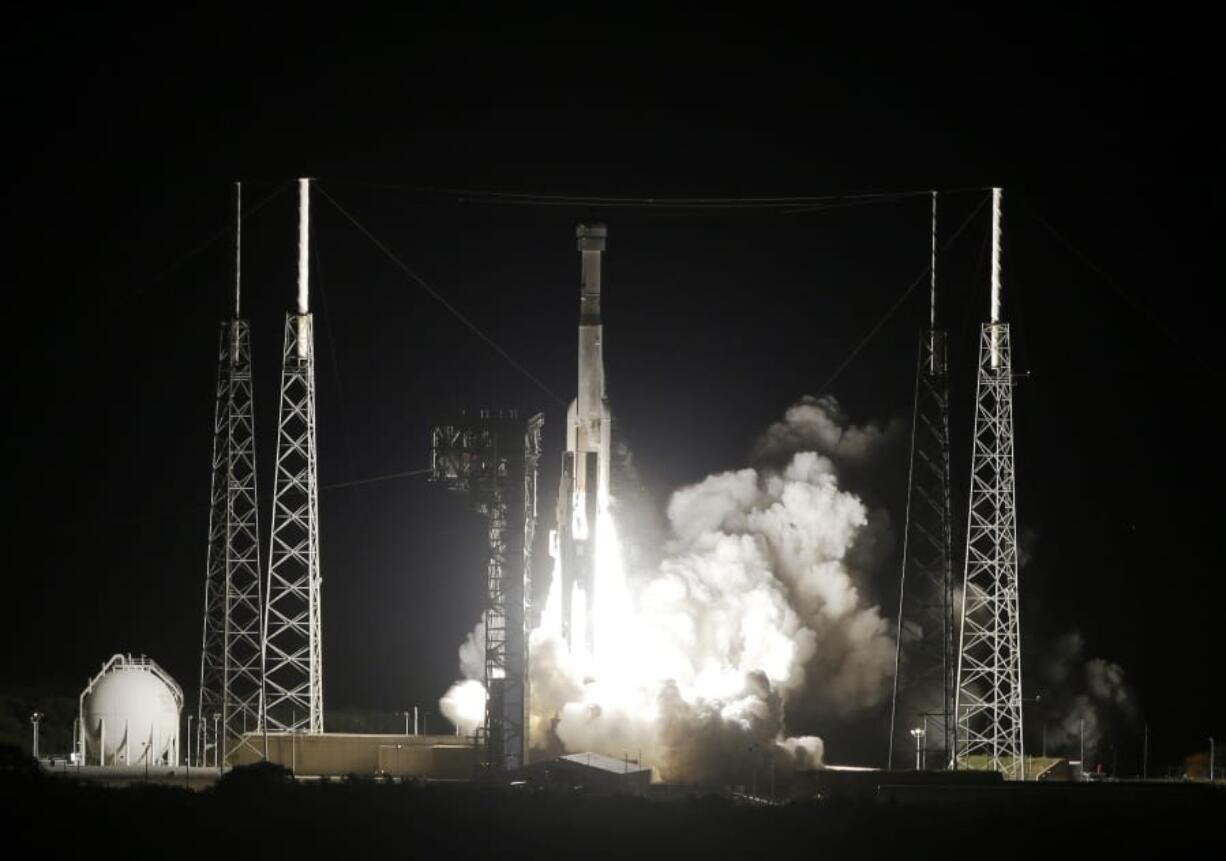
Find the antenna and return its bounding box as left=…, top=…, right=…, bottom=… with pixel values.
left=297, top=178, right=310, bottom=316
left=235, top=182, right=242, bottom=318
left=990, top=187, right=1002, bottom=324
left=930, top=190, right=937, bottom=328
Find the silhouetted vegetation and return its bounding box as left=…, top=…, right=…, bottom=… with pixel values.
left=214, top=760, right=294, bottom=796
left=0, top=688, right=77, bottom=754
left=1, top=767, right=1218, bottom=860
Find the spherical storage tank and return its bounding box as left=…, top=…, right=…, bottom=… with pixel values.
left=80, top=654, right=183, bottom=765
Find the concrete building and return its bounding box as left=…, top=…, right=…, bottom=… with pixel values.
left=515, top=752, right=651, bottom=795
left=229, top=733, right=475, bottom=779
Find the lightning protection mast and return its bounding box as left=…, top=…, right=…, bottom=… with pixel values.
left=262, top=178, right=324, bottom=734
left=890, top=191, right=955, bottom=770
left=954, top=187, right=1025, bottom=779
left=199, top=182, right=265, bottom=766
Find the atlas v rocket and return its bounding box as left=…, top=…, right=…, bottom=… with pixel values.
left=557, top=224, right=611, bottom=657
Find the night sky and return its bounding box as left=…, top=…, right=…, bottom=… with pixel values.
left=5, top=11, right=1218, bottom=768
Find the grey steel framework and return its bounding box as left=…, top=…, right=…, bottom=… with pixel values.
left=889, top=192, right=955, bottom=770
left=889, top=329, right=955, bottom=769
left=262, top=312, right=324, bottom=734
left=955, top=187, right=1024, bottom=778
left=197, top=319, right=265, bottom=764
left=431, top=410, right=543, bottom=773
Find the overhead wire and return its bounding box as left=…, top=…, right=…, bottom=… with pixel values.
left=315, top=183, right=567, bottom=406
left=312, top=233, right=368, bottom=507
left=1023, top=203, right=1183, bottom=350
left=322, top=467, right=433, bottom=490
left=105, top=466, right=433, bottom=524
left=147, top=181, right=292, bottom=288
left=815, top=192, right=991, bottom=397
left=330, top=180, right=990, bottom=210
left=315, top=181, right=991, bottom=407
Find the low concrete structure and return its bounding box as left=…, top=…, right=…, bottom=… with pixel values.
left=514, top=752, right=652, bottom=795
left=793, top=767, right=1003, bottom=800
left=229, top=733, right=475, bottom=779
left=42, top=762, right=220, bottom=790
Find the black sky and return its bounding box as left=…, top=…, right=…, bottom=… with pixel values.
left=4, top=10, right=1219, bottom=767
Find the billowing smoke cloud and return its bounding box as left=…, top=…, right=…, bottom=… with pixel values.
left=438, top=621, right=487, bottom=734
left=752, top=395, right=905, bottom=467
left=440, top=397, right=897, bottom=782
left=1038, top=631, right=1138, bottom=766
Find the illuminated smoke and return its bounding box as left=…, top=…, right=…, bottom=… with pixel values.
left=439, top=678, right=485, bottom=736
left=440, top=398, right=896, bottom=780
left=752, top=394, right=905, bottom=466
left=1038, top=631, right=1138, bottom=764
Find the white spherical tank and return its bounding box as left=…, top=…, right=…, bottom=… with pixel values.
left=80, top=655, right=182, bottom=765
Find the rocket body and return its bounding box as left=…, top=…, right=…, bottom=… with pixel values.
left=558, top=224, right=611, bottom=657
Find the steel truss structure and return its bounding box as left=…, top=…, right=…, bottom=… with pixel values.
left=262, top=312, right=324, bottom=733
left=198, top=183, right=265, bottom=765
left=955, top=188, right=1025, bottom=779
left=890, top=328, right=955, bottom=769
left=198, top=318, right=265, bottom=763
left=431, top=410, right=543, bottom=773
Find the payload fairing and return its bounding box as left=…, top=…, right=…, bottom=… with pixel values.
left=556, top=224, right=611, bottom=658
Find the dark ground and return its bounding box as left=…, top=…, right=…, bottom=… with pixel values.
left=4, top=754, right=1219, bottom=858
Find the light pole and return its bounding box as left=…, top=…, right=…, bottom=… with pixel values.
left=212, top=713, right=221, bottom=769
left=1142, top=722, right=1148, bottom=779
left=1210, top=737, right=1215, bottom=783
left=398, top=711, right=410, bottom=735
left=910, top=727, right=927, bottom=770
left=30, top=712, right=43, bottom=760
left=1080, top=718, right=1086, bottom=776
left=1021, top=693, right=1042, bottom=780
left=749, top=744, right=757, bottom=799
left=186, top=714, right=192, bottom=789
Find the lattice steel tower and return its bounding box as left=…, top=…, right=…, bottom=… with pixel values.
left=954, top=187, right=1025, bottom=778
left=430, top=411, right=543, bottom=772
left=198, top=183, right=265, bottom=766
left=890, top=192, right=955, bottom=770
left=262, top=178, right=324, bottom=734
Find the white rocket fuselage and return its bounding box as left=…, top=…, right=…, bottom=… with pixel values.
left=559, top=224, right=611, bottom=656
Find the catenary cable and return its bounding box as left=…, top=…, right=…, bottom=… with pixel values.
left=816, top=193, right=991, bottom=397
left=315, top=183, right=567, bottom=406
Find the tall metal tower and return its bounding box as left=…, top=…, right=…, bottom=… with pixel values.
left=262, top=178, right=324, bottom=734
left=890, top=192, right=955, bottom=769
left=431, top=410, right=543, bottom=773
left=198, top=183, right=265, bottom=765
left=954, top=187, right=1025, bottom=779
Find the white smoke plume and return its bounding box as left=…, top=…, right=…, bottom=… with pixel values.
left=1039, top=631, right=1138, bottom=766
left=752, top=394, right=905, bottom=466
left=440, top=397, right=897, bottom=782
left=438, top=621, right=486, bottom=734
